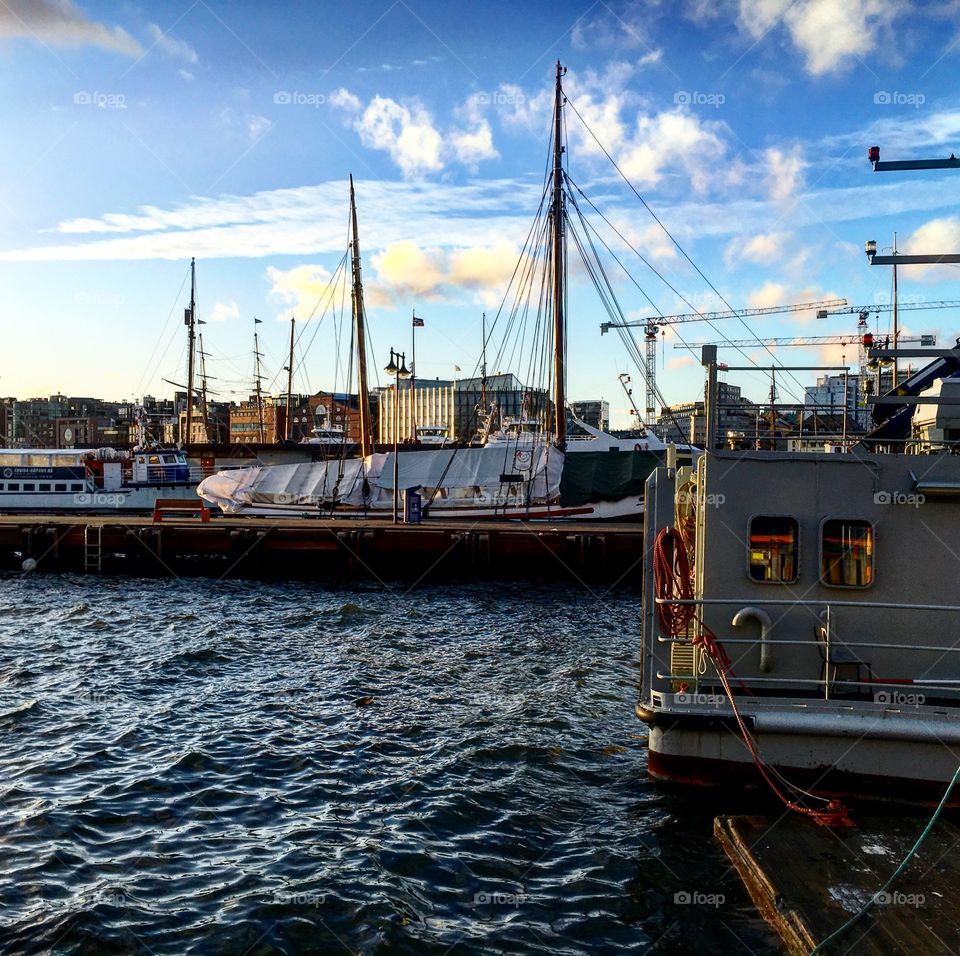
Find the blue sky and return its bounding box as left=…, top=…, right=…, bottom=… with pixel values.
left=3, top=0, right=960, bottom=426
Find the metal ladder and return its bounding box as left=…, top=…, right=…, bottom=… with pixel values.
left=83, top=525, right=102, bottom=573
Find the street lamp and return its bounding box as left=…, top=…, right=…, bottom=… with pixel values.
left=384, top=348, right=411, bottom=523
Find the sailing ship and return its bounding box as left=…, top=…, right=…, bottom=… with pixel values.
left=637, top=145, right=960, bottom=806
left=198, top=65, right=695, bottom=521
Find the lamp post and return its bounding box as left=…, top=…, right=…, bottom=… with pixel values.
left=384, top=348, right=411, bottom=523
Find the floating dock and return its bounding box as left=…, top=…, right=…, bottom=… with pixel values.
left=0, top=514, right=643, bottom=585
left=716, top=814, right=960, bottom=955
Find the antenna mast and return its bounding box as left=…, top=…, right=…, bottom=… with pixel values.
left=350, top=175, right=374, bottom=456
left=198, top=331, right=210, bottom=443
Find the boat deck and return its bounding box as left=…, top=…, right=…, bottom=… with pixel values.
left=0, top=513, right=643, bottom=584
left=716, top=813, right=960, bottom=955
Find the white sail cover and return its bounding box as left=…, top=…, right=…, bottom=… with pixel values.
left=197, top=445, right=563, bottom=514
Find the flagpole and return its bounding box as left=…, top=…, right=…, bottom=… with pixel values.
left=411, top=309, right=417, bottom=444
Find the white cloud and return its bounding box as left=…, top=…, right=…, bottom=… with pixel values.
left=902, top=216, right=960, bottom=281
left=667, top=354, right=697, bottom=370
left=0, top=0, right=141, bottom=54
left=328, top=87, right=361, bottom=113
left=178, top=69, right=195, bottom=82
left=208, top=301, right=240, bottom=322
left=450, top=120, right=499, bottom=167
left=725, top=231, right=788, bottom=267
left=267, top=264, right=338, bottom=320
left=146, top=23, right=198, bottom=64
left=247, top=114, right=273, bottom=141
left=738, top=0, right=905, bottom=76
left=355, top=96, right=443, bottom=177
left=763, top=145, right=805, bottom=202
left=746, top=281, right=789, bottom=308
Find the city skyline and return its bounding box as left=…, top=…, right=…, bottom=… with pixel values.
left=2, top=1, right=960, bottom=426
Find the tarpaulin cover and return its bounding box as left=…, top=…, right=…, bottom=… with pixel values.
left=559, top=449, right=666, bottom=506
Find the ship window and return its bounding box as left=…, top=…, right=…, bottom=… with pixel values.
left=54, top=483, right=67, bottom=492
left=38, top=483, right=51, bottom=492
left=71, top=483, right=83, bottom=492
left=821, top=519, right=874, bottom=588
left=23, top=483, right=34, bottom=492
left=149, top=455, right=161, bottom=465
left=7, top=483, right=18, bottom=491
left=748, top=516, right=799, bottom=583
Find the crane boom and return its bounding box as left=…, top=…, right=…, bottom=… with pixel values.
left=817, top=299, right=960, bottom=318
left=674, top=334, right=937, bottom=349
left=601, top=297, right=848, bottom=425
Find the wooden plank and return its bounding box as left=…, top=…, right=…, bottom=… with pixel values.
left=716, top=814, right=960, bottom=956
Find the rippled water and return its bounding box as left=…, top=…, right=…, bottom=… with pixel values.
left=0, top=575, right=780, bottom=954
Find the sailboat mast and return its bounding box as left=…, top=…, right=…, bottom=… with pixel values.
left=349, top=174, right=373, bottom=457
left=253, top=326, right=265, bottom=443
left=185, top=257, right=197, bottom=447
left=198, top=331, right=210, bottom=443
left=551, top=61, right=567, bottom=449
left=285, top=316, right=295, bottom=441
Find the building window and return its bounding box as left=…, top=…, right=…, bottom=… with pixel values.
left=821, top=519, right=874, bottom=588
left=748, top=516, right=799, bottom=583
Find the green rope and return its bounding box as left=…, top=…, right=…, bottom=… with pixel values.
left=810, top=762, right=960, bottom=955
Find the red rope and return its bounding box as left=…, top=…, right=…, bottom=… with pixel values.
left=653, top=527, right=853, bottom=828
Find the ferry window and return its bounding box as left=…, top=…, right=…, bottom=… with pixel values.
left=71, top=484, right=83, bottom=492
left=7, top=484, right=18, bottom=491
left=54, top=483, right=67, bottom=492
left=38, top=484, right=51, bottom=492
left=748, top=516, right=799, bottom=583
left=822, top=520, right=874, bottom=588
left=149, top=455, right=161, bottom=465
left=23, top=484, right=35, bottom=492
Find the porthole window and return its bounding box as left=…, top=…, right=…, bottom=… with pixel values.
left=822, top=519, right=874, bottom=588
left=748, top=516, right=799, bottom=583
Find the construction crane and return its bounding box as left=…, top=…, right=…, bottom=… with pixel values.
left=600, top=297, right=848, bottom=424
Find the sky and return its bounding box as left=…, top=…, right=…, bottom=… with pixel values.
left=3, top=0, right=960, bottom=427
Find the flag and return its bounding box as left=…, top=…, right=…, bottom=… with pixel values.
left=454, top=365, right=461, bottom=371
left=254, top=317, right=263, bottom=324
left=412, top=316, right=424, bottom=327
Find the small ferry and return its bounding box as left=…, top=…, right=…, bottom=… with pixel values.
left=0, top=447, right=200, bottom=512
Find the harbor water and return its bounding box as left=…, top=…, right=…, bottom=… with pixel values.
left=0, top=575, right=779, bottom=954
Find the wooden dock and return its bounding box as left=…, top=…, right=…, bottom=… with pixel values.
left=0, top=513, right=643, bottom=585
left=716, top=814, right=960, bottom=955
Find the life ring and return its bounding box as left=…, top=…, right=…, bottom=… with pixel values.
left=514, top=449, right=532, bottom=467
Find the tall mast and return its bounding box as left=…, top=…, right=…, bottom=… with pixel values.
left=185, top=256, right=197, bottom=447
left=198, top=331, right=210, bottom=443
left=285, top=316, right=295, bottom=441
left=253, top=323, right=265, bottom=443
left=481, top=311, right=488, bottom=408
left=550, top=61, right=567, bottom=449
left=350, top=174, right=373, bottom=457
